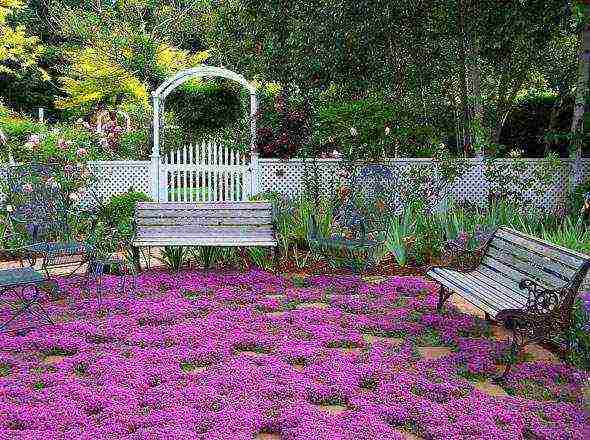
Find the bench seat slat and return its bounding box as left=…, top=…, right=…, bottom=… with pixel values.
left=137, top=226, right=273, bottom=236
left=133, top=238, right=277, bottom=247
left=432, top=268, right=525, bottom=311
left=136, top=202, right=271, bottom=210
left=137, top=210, right=272, bottom=219
left=137, top=217, right=272, bottom=226
left=428, top=269, right=501, bottom=317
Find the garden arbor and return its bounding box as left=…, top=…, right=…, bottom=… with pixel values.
left=151, top=66, right=258, bottom=202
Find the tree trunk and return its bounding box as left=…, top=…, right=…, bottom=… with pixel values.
left=570, top=24, right=590, bottom=160
left=544, top=95, right=562, bottom=155
left=468, top=40, right=483, bottom=155
left=457, top=0, right=472, bottom=153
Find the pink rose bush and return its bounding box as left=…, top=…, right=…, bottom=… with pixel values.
left=0, top=270, right=587, bottom=439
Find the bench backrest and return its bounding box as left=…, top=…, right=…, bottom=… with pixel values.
left=479, top=226, right=590, bottom=297
left=133, top=202, right=276, bottom=246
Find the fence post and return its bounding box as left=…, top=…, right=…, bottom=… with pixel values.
left=249, top=92, right=259, bottom=198
left=151, top=93, right=161, bottom=201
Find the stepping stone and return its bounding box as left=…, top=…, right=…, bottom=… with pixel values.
left=395, top=431, right=423, bottom=440
left=417, top=347, right=453, bottom=359
left=256, top=434, right=280, bottom=440
left=363, top=334, right=404, bottom=345
left=336, top=347, right=362, bottom=354
left=524, top=344, right=560, bottom=364
left=42, top=355, right=65, bottom=365
left=266, top=311, right=288, bottom=317
left=473, top=381, right=508, bottom=397
left=317, top=404, right=346, bottom=415
left=296, top=302, right=329, bottom=310
left=583, top=378, right=590, bottom=412
left=363, top=276, right=388, bottom=284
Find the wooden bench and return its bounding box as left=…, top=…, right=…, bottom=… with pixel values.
left=427, top=226, right=590, bottom=381
left=132, top=201, right=278, bottom=269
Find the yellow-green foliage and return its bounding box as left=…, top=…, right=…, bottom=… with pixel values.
left=56, top=47, right=150, bottom=111
left=0, top=0, right=45, bottom=78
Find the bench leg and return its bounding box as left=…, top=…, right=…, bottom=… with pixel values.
left=493, top=315, right=537, bottom=383
left=131, top=247, right=142, bottom=273
left=273, top=247, right=280, bottom=273
left=436, top=285, right=452, bottom=312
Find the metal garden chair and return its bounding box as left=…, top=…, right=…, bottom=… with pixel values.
left=0, top=163, right=101, bottom=288
left=307, top=163, right=400, bottom=273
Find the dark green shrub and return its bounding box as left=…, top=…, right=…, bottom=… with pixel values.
left=565, top=297, right=590, bottom=370
left=119, top=130, right=150, bottom=159
left=569, top=180, right=590, bottom=218
left=93, top=190, right=152, bottom=256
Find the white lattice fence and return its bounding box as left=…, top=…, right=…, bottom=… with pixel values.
left=88, top=161, right=151, bottom=201
left=257, top=158, right=590, bottom=211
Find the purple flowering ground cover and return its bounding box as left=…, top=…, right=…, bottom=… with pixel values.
left=0, top=269, right=588, bottom=440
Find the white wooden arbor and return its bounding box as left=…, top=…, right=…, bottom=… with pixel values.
left=151, top=66, right=258, bottom=201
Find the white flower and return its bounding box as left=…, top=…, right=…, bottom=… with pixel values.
left=24, top=134, right=40, bottom=149
left=6, top=205, right=13, bottom=213
left=384, top=126, right=391, bottom=136
left=350, top=127, right=358, bottom=137
left=332, top=149, right=342, bottom=158
left=0, top=129, right=6, bottom=145
left=69, top=193, right=79, bottom=201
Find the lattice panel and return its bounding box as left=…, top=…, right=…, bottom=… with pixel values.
left=257, top=158, right=589, bottom=212
left=88, top=161, right=151, bottom=202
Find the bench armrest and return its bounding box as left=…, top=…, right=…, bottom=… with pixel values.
left=518, top=278, right=566, bottom=318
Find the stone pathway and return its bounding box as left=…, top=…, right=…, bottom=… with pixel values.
left=416, top=346, right=453, bottom=359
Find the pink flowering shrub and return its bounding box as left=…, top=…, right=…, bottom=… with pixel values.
left=0, top=270, right=587, bottom=439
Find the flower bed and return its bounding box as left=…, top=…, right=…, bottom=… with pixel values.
left=0, top=270, right=587, bottom=439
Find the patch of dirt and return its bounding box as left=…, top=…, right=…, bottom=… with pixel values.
left=416, top=347, right=453, bottom=360
left=524, top=344, right=560, bottom=364
left=42, top=355, right=65, bottom=365
left=266, top=311, right=288, bottom=318
left=296, top=302, right=329, bottom=310
left=473, top=381, right=508, bottom=397
left=256, top=433, right=281, bottom=440
left=317, top=404, right=346, bottom=415
left=363, top=334, right=404, bottom=345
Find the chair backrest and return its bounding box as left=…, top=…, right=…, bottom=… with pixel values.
left=333, top=164, right=400, bottom=236
left=2, top=163, right=71, bottom=243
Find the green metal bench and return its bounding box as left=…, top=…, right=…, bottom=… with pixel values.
left=0, top=267, right=54, bottom=334
left=307, top=164, right=399, bottom=273
left=428, top=226, right=590, bottom=381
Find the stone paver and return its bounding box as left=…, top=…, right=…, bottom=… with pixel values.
left=296, top=302, right=329, bottom=310
left=473, top=381, right=508, bottom=397
left=317, top=404, right=346, bottom=415
left=256, top=433, right=280, bottom=440
left=42, top=355, right=65, bottom=365
left=363, top=334, right=404, bottom=345
left=417, top=346, right=453, bottom=359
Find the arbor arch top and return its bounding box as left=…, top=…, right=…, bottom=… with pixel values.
left=150, top=66, right=259, bottom=200
left=153, top=66, right=257, bottom=100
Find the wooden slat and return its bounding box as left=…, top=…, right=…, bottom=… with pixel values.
left=448, top=270, right=526, bottom=309
left=486, top=244, right=574, bottom=285
left=136, top=216, right=272, bottom=226
left=428, top=269, right=499, bottom=317
left=479, top=255, right=567, bottom=291
left=137, top=226, right=274, bottom=236
left=133, top=237, right=277, bottom=247
left=137, top=210, right=271, bottom=221
left=496, top=227, right=588, bottom=269
left=136, top=202, right=272, bottom=210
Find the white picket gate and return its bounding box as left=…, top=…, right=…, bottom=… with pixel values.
left=158, top=141, right=251, bottom=202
